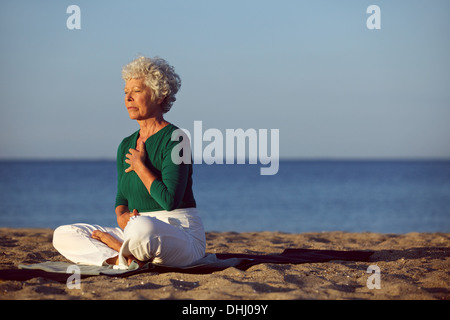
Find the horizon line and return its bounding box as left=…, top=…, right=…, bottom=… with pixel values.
left=1, top=157, right=449, bottom=163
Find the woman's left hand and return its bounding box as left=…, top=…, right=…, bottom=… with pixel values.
left=125, top=140, right=146, bottom=173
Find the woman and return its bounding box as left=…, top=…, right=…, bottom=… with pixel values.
left=52, top=56, right=206, bottom=269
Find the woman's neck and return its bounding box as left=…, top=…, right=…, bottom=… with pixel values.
left=137, top=115, right=169, bottom=140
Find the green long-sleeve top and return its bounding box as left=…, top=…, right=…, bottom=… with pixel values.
left=115, top=124, right=196, bottom=212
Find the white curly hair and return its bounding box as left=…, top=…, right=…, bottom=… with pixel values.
left=122, top=56, right=181, bottom=113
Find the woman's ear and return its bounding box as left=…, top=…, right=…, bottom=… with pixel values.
left=156, top=96, right=166, bottom=105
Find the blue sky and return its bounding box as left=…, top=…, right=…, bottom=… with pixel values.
left=1, top=0, right=449, bottom=160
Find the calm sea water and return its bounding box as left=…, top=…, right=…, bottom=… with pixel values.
left=0, top=160, right=449, bottom=234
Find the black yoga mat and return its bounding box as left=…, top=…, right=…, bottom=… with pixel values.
left=0, top=248, right=374, bottom=283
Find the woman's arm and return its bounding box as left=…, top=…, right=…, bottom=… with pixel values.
left=149, top=160, right=189, bottom=211
left=115, top=205, right=139, bottom=230
left=125, top=139, right=190, bottom=211
left=115, top=140, right=129, bottom=208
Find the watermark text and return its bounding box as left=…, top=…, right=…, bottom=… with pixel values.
left=367, top=264, right=381, bottom=289
left=171, top=121, right=279, bottom=175
left=66, top=5, right=81, bottom=30
left=66, top=265, right=81, bottom=289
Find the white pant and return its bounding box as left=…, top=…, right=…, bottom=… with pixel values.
left=52, top=208, right=206, bottom=268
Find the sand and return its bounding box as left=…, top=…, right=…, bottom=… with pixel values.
left=0, top=228, right=448, bottom=300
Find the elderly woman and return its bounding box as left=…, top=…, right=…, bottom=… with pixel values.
left=52, top=56, right=205, bottom=269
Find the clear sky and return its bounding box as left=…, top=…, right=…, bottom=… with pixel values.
left=1, top=0, right=449, bottom=160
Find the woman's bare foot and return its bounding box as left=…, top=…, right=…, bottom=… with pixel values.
left=91, top=230, right=146, bottom=267
left=92, top=230, right=123, bottom=252
left=105, top=255, right=119, bottom=265
left=126, top=256, right=146, bottom=268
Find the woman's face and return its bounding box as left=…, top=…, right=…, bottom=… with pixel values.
left=124, top=78, right=160, bottom=120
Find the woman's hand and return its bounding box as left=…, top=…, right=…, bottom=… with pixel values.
left=125, top=140, right=147, bottom=174
left=124, top=140, right=157, bottom=195
left=117, top=209, right=140, bottom=230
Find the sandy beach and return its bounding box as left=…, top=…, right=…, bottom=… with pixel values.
left=0, top=228, right=448, bottom=300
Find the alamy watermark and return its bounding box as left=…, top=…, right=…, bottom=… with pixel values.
left=64, top=2, right=382, bottom=173
left=66, top=5, right=81, bottom=30
left=67, top=4, right=381, bottom=31
left=170, top=121, right=280, bottom=176
left=366, top=265, right=381, bottom=289
left=65, top=263, right=382, bottom=290
left=367, top=5, right=381, bottom=30
left=66, top=265, right=81, bottom=289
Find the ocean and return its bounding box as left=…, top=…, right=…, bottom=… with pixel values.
left=0, top=160, right=449, bottom=234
